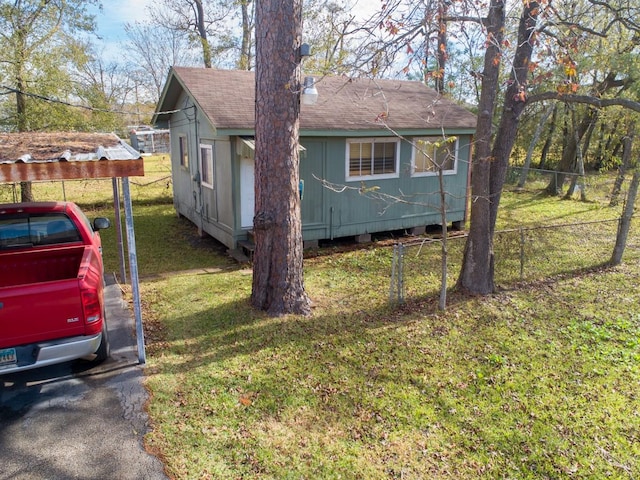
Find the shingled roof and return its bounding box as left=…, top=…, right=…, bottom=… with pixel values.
left=154, top=67, right=476, bottom=133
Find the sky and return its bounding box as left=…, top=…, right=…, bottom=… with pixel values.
left=88, top=0, right=379, bottom=60
left=88, top=0, right=154, bottom=56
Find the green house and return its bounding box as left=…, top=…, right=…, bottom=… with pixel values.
left=152, top=67, right=476, bottom=250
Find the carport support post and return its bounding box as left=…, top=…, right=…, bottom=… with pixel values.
left=121, top=177, right=146, bottom=364
left=111, top=178, right=127, bottom=284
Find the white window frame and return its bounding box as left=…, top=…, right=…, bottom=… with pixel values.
left=200, top=143, right=214, bottom=189
left=178, top=134, right=189, bottom=169
left=345, top=138, right=400, bottom=181
left=411, top=136, right=459, bottom=177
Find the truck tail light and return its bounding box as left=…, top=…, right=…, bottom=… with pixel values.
left=81, top=288, right=102, bottom=324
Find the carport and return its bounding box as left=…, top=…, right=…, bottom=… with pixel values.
left=0, top=132, right=147, bottom=363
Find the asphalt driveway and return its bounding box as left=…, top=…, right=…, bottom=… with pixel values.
left=0, top=276, right=167, bottom=480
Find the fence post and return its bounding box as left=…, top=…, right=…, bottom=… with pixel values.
left=390, top=244, right=397, bottom=302
left=520, top=227, right=525, bottom=280
left=389, top=243, right=405, bottom=304
left=398, top=243, right=404, bottom=304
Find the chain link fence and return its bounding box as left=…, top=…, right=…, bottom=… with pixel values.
left=390, top=217, right=637, bottom=303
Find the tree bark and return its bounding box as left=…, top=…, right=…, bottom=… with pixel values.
left=610, top=170, right=639, bottom=266
left=16, top=59, right=34, bottom=202
left=610, top=121, right=634, bottom=206
left=252, top=0, right=311, bottom=315
left=488, top=1, right=539, bottom=235
left=238, top=0, right=253, bottom=70
left=518, top=104, right=554, bottom=188
left=457, top=1, right=540, bottom=294
left=456, top=0, right=506, bottom=295
left=538, top=103, right=557, bottom=170
left=545, top=108, right=596, bottom=195
left=194, top=0, right=212, bottom=68
left=434, top=0, right=449, bottom=94
left=564, top=108, right=586, bottom=200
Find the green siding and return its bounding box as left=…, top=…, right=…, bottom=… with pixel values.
left=170, top=110, right=472, bottom=249
left=299, top=135, right=471, bottom=241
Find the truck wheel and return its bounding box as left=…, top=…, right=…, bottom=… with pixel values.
left=94, top=321, right=111, bottom=363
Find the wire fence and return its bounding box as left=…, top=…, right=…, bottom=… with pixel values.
left=390, top=216, right=638, bottom=303
left=504, top=166, right=626, bottom=202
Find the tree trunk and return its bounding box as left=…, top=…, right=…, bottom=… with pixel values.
left=456, top=0, right=506, bottom=295
left=610, top=121, right=634, bottom=206
left=610, top=170, right=639, bottom=266
left=518, top=103, right=554, bottom=188
left=581, top=112, right=598, bottom=169
left=434, top=0, right=449, bottom=94
left=16, top=66, right=34, bottom=202
left=564, top=108, right=586, bottom=200
left=237, top=0, right=253, bottom=70
left=545, top=108, right=596, bottom=195
left=458, top=1, right=540, bottom=294
left=592, top=122, right=607, bottom=171
left=546, top=73, right=622, bottom=195
left=538, top=104, right=558, bottom=170
left=251, top=0, right=311, bottom=315
left=488, top=1, right=540, bottom=234
left=194, top=0, right=212, bottom=68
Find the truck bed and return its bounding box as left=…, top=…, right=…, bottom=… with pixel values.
left=0, top=244, right=84, bottom=288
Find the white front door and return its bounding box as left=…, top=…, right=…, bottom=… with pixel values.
left=240, top=156, right=255, bottom=228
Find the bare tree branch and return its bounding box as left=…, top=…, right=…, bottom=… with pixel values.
left=527, top=92, right=640, bottom=113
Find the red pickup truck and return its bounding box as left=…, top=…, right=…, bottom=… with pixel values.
left=0, top=201, right=111, bottom=375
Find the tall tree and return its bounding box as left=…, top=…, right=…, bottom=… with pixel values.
left=149, top=0, right=237, bottom=69
left=236, top=0, right=255, bottom=70
left=252, top=0, right=311, bottom=315
left=124, top=22, right=200, bottom=101
left=73, top=53, right=135, bottom=131
left=454, top=0, right=507, bottom=295
left=0, top=0, right=99, bottom=201
left=300, top=0, right=357, bottom=76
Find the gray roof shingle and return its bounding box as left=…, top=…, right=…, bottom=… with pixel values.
left=156, top=67, right=477, bottom=133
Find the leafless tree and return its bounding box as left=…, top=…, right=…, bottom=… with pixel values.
left=124, top=22, right=200, bottom=101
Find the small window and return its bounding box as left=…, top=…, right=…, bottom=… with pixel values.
left=346, top=138, right=399, bottom=180
left=412, top=136, right=458, bottom=176
left=179, top=135, right=189, bottom=168
left=200, top=143, right=214, bottom=189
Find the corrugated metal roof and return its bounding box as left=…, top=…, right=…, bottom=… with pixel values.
left=0, top=132, right=141, bottom=164
left=0, top=132, right=144, bottom=183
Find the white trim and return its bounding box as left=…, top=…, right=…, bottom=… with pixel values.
left=345, top=138, right=400, bottom=182
left=200, top=143, right=214, bottom=189
left=178, top=134, right=189, bottom=168
left=239, top=137, right=306, bottom=152
left=410, top=136, right=459, bottom=177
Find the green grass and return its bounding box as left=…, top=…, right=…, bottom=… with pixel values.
left=4, top=160, right=639, bottom=478
left=139, top=176, right=639, bottom=479
left=142, top=262, right=640, bottom=479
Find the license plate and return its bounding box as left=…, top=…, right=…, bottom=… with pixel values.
left=0, top=348, right=17, bottom=368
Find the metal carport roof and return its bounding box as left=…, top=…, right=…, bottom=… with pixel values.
left=0, top=131, right=147, bottom=364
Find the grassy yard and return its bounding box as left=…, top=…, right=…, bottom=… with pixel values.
left=4, top=157, right=639, bottom=478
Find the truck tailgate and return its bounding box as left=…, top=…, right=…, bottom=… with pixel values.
left=0, top=279, right=85, bottom=348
